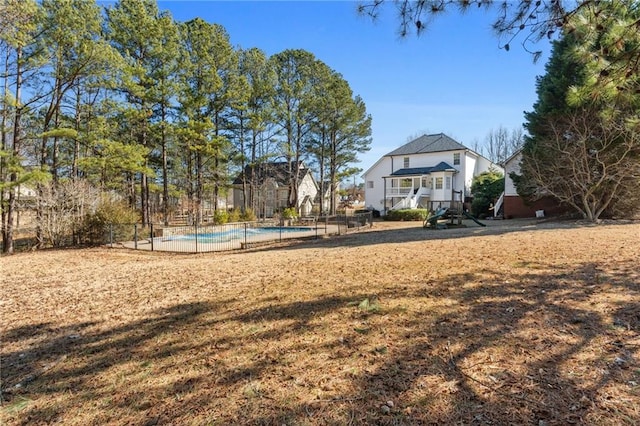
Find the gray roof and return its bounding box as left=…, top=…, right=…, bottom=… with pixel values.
left=232, top=161, right=309, bottom=185
left=390, top=162, right=457, bottom=176
left=386, top=133, right=467, bottom=156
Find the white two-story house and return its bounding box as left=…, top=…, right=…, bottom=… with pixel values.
left=363, top=133, right=502, bottom=214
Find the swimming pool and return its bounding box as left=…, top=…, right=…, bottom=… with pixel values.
left=166, top=226, right=315, bottom=243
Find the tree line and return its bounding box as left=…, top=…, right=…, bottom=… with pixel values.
left=0, top=0, right=372, bottom=253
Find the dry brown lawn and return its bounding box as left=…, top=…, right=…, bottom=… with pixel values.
left=1, top=219, right=639, bottom=425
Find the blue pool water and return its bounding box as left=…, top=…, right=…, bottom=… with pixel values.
left=167, top=226, right=314, bottom=243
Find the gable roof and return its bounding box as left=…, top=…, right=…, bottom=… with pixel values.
left=232, top=161, right=310, bottom=186
left=389, top=161, right=457, bottom=176
left=503, top=148, right=523, bottom=167
left=386, top=133, right=467, bottom=156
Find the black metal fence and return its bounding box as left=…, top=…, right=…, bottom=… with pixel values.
left=105, top=212, right=373, bottom=253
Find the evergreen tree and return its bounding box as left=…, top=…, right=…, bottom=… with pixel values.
left=37, top=0, right=107, bottom=181
left=232, top=47, right=276, bottom=212
left=514, top=34, right=586, bottom=201
left=518, top=28, right=640, bottom=220
left=148, top=12, right=181, bottom=225
left=307, top=70, right=371, bottom=214
left=0, top=0, right=49, bottom=253
left=106, top=0, right=168, bottom=226
left=270, top=49, right=319, bottom=212
left=177, top=18, right=238, bottom=223
left=471, top=169, right=504, bottom=218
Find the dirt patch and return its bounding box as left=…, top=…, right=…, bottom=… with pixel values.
left=2, top=219, right=639, bottom=425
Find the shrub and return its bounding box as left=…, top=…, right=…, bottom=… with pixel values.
left=471, top=169, right=504, bottom=217
left=81, top=196, right=139, bottom=245
left=282, top=207, right=298, bottom=220
left=213, top=209, right=229, bottom=225
left=228, top=208, right=241, bottom=223
left=240, top=208, right=257, bottom=222
left=384, top=209, right=428, bottom=221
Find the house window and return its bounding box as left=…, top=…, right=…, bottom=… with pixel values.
left=445, top=176, right=451, bottom=190
left=367, top=180, right=374, bottom=189
left=401, top=178, right=412, bottom=188
left=403, top=157, right=410, bottom=168
left=421, top=177, right=428, bottom=188
left=453, top=153, right=461, bottom=165
left=435, top=177, right=443, bottom=189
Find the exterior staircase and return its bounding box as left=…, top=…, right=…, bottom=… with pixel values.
left=391, top=187, right=428, bottom=210
left=493, top=191, right=505, bottom=217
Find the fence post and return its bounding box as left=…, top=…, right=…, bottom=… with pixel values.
left=134, top=223, right=138, bottom=250
left=315, top=217, right=318, bottom=239
left=194, top=222, right=198, bottom=254
left=279, top=221, right=282, bottom=242
left=150, top=223, right=154, bottom=251
left=244, top=222, right=247, bottom=249
left=109, top=224, right=113, bottom=247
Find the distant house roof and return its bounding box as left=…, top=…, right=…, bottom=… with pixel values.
left=389, top=161, right=457, bottom=177
left=502, top=148, right=523, bottom=167
left=232, top=161, right=310, bottom=186
left=386, top=133, right=467, bottom=156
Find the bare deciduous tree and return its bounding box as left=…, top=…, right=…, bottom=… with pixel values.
left=479, top=126, right=524, bottom=164
left=520, top=109, right=640, bottom=221
left=484, top=126, right=524, bottom=163
left=38, top=179, right=99, bottom=247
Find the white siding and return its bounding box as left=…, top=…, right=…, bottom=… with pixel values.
left=390, top=151, right=462, bottom=174
left=364, top=148, right=503, bottom=211
left=463, top=152, right=477, bottom=197
left=363, top=156, right=392, bottom=211
left=298, top=173, right=318, bottom=210
left=430, top=172, right=450, bottom=201
left=463, top=152, right=504, bottom=197
left=504, top=151, right=522, bottom=196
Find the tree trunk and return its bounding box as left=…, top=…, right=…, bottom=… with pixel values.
left=4, top=47, right=23, bottom=254
left=72, top=85, right=81, bottom=178
left=329, top=132, right=337, bottom=215
left=161, top=108, right=169, bottom=226
left=196, top=151, right=203, bottom=225
left=1, top=48, right=10, bottom=250
left=317, top=129, right=327, bottom=215
left=52, top=107, right=60, bottom=183
left=239, top=111, right=247, bottom=211
left=250, top=129, right=258, bottom=213
left=140, top=121, right=149, bottom=226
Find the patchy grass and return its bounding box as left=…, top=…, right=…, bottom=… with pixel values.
left=1, top=220, right=639, bottom=425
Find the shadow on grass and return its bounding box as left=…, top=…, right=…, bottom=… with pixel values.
left=218, top=259, right=640, bottom=425
left=2, top=259, right=638, bottom=425
left=1, top=301, right=217, bottom=424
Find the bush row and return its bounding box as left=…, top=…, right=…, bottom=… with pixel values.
left=384, top=209, right=429, bottom=221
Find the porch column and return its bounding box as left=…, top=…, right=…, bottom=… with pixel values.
left=383, top=176, right=387, bottom=213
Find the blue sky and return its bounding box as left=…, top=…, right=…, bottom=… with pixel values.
left=155, top=1, right=551, bottom=176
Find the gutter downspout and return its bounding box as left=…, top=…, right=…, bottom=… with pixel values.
left=387, top=156, right=393, bottom=215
